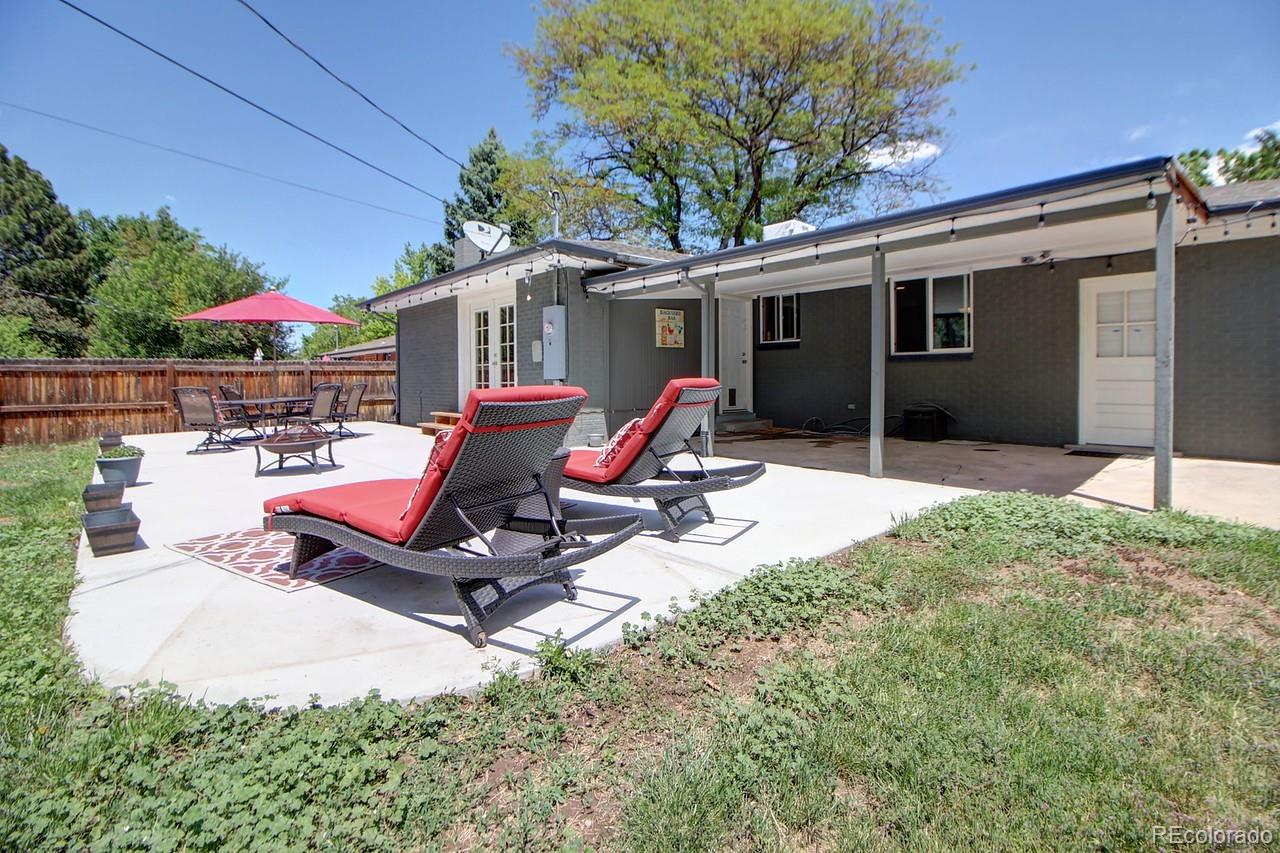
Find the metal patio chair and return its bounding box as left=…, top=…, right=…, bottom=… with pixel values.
left=561, top=378, right=766, bottom=537
left=264, top=385, right=642, bottom=647
left=331, top=382, right=367, bottom=438
left=284, top=383, right=342, bottom=434
left=216, top=383, right=266, bottom=439
left=172, top=386, right=242, bottom=453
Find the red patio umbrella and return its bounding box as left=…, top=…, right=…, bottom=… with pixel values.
left=177, top=291, right=357, bottom=327
left=178, top=291, right=359, bottom=395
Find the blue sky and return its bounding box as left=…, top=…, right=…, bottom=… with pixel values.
left=2, top=0, right=1277, bottom=310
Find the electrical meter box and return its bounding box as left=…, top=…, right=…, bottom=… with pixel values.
left=541, top=305, right=567, bottom=381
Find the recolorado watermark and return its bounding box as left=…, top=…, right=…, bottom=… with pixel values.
left=1152, top=825, right=1273, bottom=846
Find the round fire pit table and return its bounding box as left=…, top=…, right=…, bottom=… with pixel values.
left=249, top=424, right=336, bottom=476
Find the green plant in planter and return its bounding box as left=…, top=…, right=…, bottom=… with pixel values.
left=96, top=444, right=145, bottom=486
left=98, top=445, right=145, bottom=459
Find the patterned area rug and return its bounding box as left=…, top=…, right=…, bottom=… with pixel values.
left=168, top=528, right=381, bottom=592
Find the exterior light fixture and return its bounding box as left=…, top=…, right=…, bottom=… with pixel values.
left=1146, top=179, right=1156, bottom=210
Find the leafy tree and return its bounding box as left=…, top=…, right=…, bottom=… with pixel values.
left=0, top=316, right=53, bottom=357
left=1179, top=129, right=1280, bottom=185
left=498, top=141, right=648, bottom=241
left=513, top=0, right=964, bottom=250
left=0, top=144, right=91, bottom=355
left=87, top=209, right=287, bottom=358
left=298, top=242, right=448, bottom=358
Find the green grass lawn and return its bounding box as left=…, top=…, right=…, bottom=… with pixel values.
left=1, top=441, right=1277, bottom=850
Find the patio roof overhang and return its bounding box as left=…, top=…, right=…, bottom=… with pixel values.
left=590, top=156, right=1209, bottom=510
left=585, top=156, right=1205, bottom=300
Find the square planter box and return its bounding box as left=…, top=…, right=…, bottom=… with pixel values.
left=83, top=506, right=140, bottom=557
left=83, top=482, right=126, bottom=513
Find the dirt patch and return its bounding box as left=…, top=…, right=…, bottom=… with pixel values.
left=1055, top=548, right=1279, bottom=644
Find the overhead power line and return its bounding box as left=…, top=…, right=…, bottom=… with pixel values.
left=234, top=0, right=465, bottom=169
left=52, top=0, right=448, bottom=204
left=0, top=101, right=443, bottom=225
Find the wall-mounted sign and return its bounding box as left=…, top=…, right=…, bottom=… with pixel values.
left=655, top=308, right=685, bottom=348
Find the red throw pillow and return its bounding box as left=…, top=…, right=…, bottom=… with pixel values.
left=400, top=429, right=452, bottom=520
left=595, top=418, right=641, bottom=468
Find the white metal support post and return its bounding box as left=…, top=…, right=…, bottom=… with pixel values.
left=700, top=277, right=717, bottom=456
left=1154, top=193, right=1176, bottom=508
left=869, top=249, right=887, bottom=477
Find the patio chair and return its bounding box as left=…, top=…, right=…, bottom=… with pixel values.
left=561, top=378, right=766, bottom=536
left=172, top=386, right=244, bottom=452
left=216, top=383, right=266, bottom=438
left=331, top=382, right=367, bottom=438
left=263, top=385, right=643, bottom=647
left=284, top=383, right=342, bottom=433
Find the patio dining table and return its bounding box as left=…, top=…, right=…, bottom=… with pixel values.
left=218, top=396, right=313, bottom=430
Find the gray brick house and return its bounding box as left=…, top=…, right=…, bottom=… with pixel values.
left=367, top=159, right=1279, bottom=506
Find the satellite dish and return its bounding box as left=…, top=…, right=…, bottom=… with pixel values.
left=463, top=220, right=511, bottom=257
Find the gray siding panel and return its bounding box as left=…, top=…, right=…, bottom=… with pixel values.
left=396, top=297, right=457, bottom=425
left=1174, top=239, right=1280, bottom=461
left=607, top=298, right=702, bottom=431
left=749, top=240, right=1280, bottom=461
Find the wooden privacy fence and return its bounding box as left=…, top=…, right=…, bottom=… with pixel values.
left=0, top=359, right=398, bottom=445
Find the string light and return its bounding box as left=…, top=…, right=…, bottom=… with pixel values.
left=874, top=234, right=881, bottom=253
left=758, top=257, right=765, bottom=274
left=1146, top=179, right=1156, bottom=210
left=1272, top=212, right=1277, bottom=230
left=813, top=243, right=821, bottom=264
left=1105, top=255, right=1113, bottom=271
left=1048, top=259, right=1056, bottom=274
left=1037, top=204, right=1046, bottom=228
left=949, top=218, right=957, bottom=241
left=641, top=276, right=647, bottom=292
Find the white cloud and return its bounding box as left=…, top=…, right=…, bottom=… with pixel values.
left=866, top=141, right=941, bottom=170
left=1126, top=125, right=1153, bottom=143
left=164, top=194, right=176, bottom=203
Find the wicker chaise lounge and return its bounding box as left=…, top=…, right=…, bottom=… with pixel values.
left=561, top=378, right=766, bottom=536
left=263, top=385, right=642, bottom=647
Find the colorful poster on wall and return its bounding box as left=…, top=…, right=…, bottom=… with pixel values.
left=655, top=308, right=685, bottom=348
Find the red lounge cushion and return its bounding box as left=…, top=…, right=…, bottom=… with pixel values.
left=266, top=384, right=589, bottom=544
left=638, top=377, right=720, bottom=434
left=564, top=449, right=618, bottom=484
left=264, top=479, right=418, bottom=542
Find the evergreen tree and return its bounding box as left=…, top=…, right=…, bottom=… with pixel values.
left=0, top=144, right=91, bottom=355
left=443, top=129, right=538, bottom=247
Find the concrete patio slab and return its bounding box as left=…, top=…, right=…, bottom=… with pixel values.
left=67, top=422, right=971, bottom=707
left=716, top=433, right=1280, bottom=529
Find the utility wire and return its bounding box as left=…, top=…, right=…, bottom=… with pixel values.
left=234, top=0, right=464, bottom=169
left=0, top=101, right=443, bottom=225
left=52, top=0, right=448, bottom=204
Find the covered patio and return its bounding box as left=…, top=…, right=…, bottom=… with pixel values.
left=585, top=157, right=1211, bottom=510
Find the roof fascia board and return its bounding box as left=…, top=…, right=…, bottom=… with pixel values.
left=601, top=195, right=1154, bottom=299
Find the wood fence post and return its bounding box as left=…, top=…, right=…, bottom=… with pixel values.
left=165, top=359, right=177, bottom=430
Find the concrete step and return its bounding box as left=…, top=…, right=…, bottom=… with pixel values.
left=417, top=421, right=457, bottom=436
left=430, top=411, right=463, bottom=425
left=717, top=416, right=773, bottom=433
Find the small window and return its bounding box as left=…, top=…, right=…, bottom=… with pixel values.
left=892, top=273, right=972, bottom=354
left=759, top=294, right=800, bottom=343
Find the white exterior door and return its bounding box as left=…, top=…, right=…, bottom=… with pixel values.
left=1079, top=273, right=1156, bottom=447
left=459, top=292, right=517, bottom=402
left=718, top=298, right=753, bottom=412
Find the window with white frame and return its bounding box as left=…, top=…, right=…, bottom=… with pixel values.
left=891, top=273, right=972, bottom=354
left=759, top=294, right=799, bottom=343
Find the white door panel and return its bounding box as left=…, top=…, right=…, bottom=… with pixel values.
left=718, top=299, right=753, bottom=412
left=1079, top=273, right=1156, bottom=447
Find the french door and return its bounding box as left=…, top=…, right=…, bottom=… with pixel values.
left=468, top=300, right=517, bottom=391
